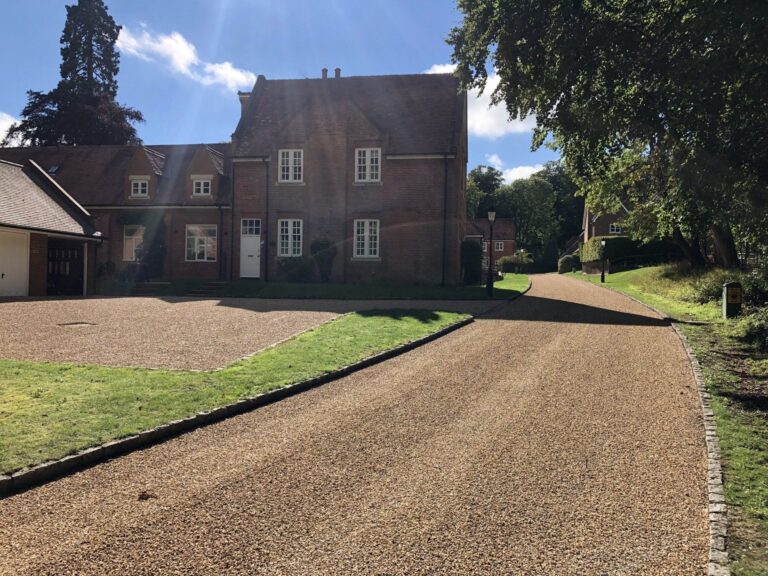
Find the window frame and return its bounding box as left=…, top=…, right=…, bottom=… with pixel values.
left=482, top=241, right=488, bottom=253
left=278, top=149, right=304, bottom=183
left=192, top=178, right=212, bottom=197
left=184, top=224, right=218, bottom=262
left=355, top=148, right=381, bottom=183
left=495, top=241, right=504, bottom=252
left=129, top=177, right=149, bottom=198
left=278, top=219, right=303, bottom=257
left=353, top=219, right=380, bottom=259
left=608, top=223, right=623, bottom=234
left=122, top=224, right=145, bottom=262
left=241, top=218, right=261, bottom=236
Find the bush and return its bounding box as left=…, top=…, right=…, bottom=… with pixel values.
left=277, top=257, right=315, bottom=282
left=580, top=235, right=682, bottom=265
left=497, top=252, right=534, bottom=273
left=310, top=239, right=338, bottom=282
left=689, top=268, right=737, bottom=304
left=557, top=254, right=581, bottom=274
left=730, top=307, right=768, bottom=351
left=461, top=239, right=483, bottom=285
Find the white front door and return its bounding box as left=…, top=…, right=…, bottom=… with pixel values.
left=240, top=219, right=261, bottom=278
left=0, top=229, right=29, bottom=296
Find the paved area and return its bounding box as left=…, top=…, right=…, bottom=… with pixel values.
left=0, top=275, right=708, bottom=574
left=0, top=296, right=496, bottom=370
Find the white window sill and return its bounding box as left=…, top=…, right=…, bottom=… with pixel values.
left=275, top=181, right=306, bottom=186
left=351, top=257, right=381, bottom=262
left=184, top=259, right=217, bottom=263
left=128, top=195, right=150, bottom=200
left=353, top=181, right=383, bottom=187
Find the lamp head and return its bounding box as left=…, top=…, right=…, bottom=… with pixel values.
left=488, top=207, right=496, bottom=223
left=601, top=239, right=606, bottom=247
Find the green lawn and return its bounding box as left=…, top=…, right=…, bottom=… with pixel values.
left=570, top=266, right=768, bottom=575
left=0, top=309, right=467, bottom=476
left=98, top=274, right=530, bottom=300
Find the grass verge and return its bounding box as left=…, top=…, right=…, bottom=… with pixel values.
left=0, top=309, right=467, bottom=476
left=569, top=266, right=768, bottom=575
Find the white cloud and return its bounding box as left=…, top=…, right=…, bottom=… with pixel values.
left=117, top=27, right=256, bottom=92
left=484, top=153, right=543, bottom=183
left=0, top=112, right=21, bottom=146
left=425, top=64, right=536, bottom=139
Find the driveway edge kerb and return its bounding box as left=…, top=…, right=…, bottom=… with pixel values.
left=0, top=315, right=474, bottom=499
left=574, top=277, right=730, bottom=576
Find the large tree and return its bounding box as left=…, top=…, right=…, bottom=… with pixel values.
left=466, top=165, right=504, bottom=218
left=533, top=161, right=583, bottom=252
left=495, top=177, right=556, bottom=253
left=3, top=0, right=142, bottom=146
left=449, top=0, right=768, bottom=268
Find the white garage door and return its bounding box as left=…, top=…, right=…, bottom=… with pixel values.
left=0, top=229, right=29, bottom=296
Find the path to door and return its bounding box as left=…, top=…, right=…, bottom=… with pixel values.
left=0, top=274, right=708, bottom=575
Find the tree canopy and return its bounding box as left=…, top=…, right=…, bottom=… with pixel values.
left=450, top=0, right=768, bottom=268
left=3, top=0, right=143, bottom=146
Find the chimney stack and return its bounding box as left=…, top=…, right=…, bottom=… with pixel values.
left=322, top=68, right=328, bottom=79
left=334, top=67, right=341, bottom=79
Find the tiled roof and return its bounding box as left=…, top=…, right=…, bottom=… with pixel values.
left=234, top=73, right=464, bottom=157
left=0, top=143, right=230, bottom=206
left=0, top=159, right=97, bottom=237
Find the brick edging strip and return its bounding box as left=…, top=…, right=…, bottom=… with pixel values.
left=575, top=278, right=730, bottom=575
left=0, top=314, right=475, bottom=498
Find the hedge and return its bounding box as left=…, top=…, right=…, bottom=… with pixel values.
left=581, top=236, right=682, bottom=264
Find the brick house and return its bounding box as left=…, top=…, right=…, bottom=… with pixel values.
left=465, top=218, right=516, bottom=260
left=582, top=204, right=629, bottom=243
left=0, top=159, right=100, bottom=296
left=230, top=70, right=467, bottom=285
left=0, top=144, right=231, bottom=282
left=0, top=70, right=467, bottom=287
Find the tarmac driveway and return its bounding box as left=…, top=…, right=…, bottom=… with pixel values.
left=0, top=296, right=496, bottom=370
left=0, top=276, right=707, bottom=574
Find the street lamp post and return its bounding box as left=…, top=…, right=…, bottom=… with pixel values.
left=600, top=239, right=607, bottom=283
left=486, top=207, right=496, bottom=297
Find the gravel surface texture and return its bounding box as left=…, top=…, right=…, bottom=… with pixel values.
left=0, top=296, right=496, bottom=370
left=0, top=275, right=707, bottom=574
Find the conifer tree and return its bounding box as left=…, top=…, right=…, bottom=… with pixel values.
left=3, top=0, right=143, bottom=146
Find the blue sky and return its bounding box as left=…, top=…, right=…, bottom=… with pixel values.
left=0, top=0, right=558, bottom=180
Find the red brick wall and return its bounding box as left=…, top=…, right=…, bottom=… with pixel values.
left=28, top=233, right=48, bottom=296
left=91, top=208, right=229, bottom=282
left=231, top=112, right=466, bottom=286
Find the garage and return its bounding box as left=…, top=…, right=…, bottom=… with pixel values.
left=0, top=229, right=29, bottom=297
left=0, top=159, right=101, bottom=297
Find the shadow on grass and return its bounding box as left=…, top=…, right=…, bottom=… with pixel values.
left=356, top=308, right=442, bottom=323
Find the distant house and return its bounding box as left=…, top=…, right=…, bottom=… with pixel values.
left=0, top=70, right=468, bottom=288
left=582, top=203, right=630, bottom=243
left=0, top=159, right=101, bottom=296
left=465, top=218, right=516, bottom=259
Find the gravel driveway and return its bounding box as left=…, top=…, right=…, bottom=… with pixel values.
left=0, top=296, right=496, bottom=370
left=0, top=275, right=707, bottom=574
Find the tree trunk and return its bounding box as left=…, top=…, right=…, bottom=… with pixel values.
left=711, top=224, right=740, bottom=269
left=672, top=227, right=707, bottom=268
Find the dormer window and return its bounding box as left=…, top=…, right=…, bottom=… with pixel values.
left=129, top=176, right=150, bottom=198
left=356, top=148, right=381, bottom=182
left=192, top=177, right=212, bottom=196
left=278, top=149, right=303, bottom=183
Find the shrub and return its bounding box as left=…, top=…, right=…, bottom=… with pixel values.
left=730, top=307, right=768, bottom=351
left=97, top=261, right=116, bottom=278
left=461, top=239, right=483, bottom=284
left=580, top=236, right=681, bottom=265
left=497, top=252, right=534, bottom=273
left=277, top=257, right=315, bottom=282
left=689, top=268, right=737, bottom=304
left=310, top=239, right=338, bottom=282
left=557, top=254, right=580, bottom=274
